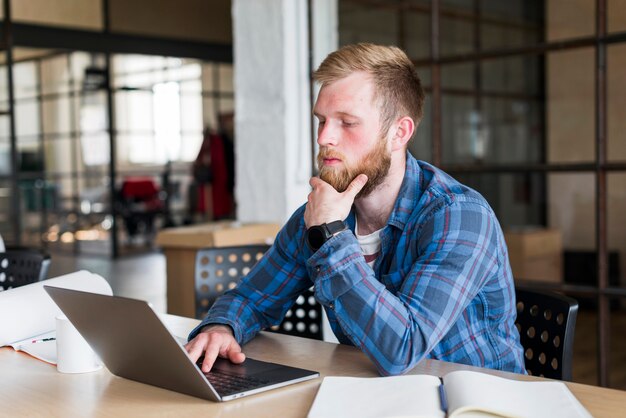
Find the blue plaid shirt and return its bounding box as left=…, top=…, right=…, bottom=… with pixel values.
left=190, top=152, right=526, bottom=376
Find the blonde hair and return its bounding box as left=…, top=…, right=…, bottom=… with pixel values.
left=313, top=43, right=425, bottom=138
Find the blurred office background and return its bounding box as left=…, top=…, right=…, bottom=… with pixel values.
left=1, top=0, right=625, bottom=389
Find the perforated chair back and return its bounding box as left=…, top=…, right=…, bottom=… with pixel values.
left=0, top=250, right=51, bottom=291
left=514, top=287, right=578, bottom=380
left=195, top=245, right=323, bottom=340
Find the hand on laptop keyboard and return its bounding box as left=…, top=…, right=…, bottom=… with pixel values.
left=184, top=324, right=246, bottom=373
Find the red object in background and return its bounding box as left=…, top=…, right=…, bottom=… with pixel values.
left=121, top=178, right=158, bottom=199
left=194, top=133, right=232, bottom=218
left=121, top=177, right=163, bottom=211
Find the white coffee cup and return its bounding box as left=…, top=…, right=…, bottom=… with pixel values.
left=56, top=315, right=102, bottom=374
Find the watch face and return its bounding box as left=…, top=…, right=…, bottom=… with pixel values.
left=307, top=226, right=326, bottom=251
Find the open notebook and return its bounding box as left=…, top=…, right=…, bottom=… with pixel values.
left=0, top=271, right=112, bottom=364
left=307, top=370, right=592, bottom=418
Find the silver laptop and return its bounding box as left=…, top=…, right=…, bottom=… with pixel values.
left=44, top=286, right=319, bottom=402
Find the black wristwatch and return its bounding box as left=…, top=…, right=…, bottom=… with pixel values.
left=306, top=220, right=348, bottom=252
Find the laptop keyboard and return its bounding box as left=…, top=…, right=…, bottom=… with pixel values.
left=203, top=369, right=270, bottom=395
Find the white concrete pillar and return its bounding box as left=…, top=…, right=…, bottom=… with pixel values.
left=311, top=0, right=339, bottom=72
left=233, top=0, right=313, bottom=223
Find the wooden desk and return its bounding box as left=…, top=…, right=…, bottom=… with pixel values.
left=2, top=314, right=625, bottom=417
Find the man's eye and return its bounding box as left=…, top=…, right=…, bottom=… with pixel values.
left=342, top=121, right=356, bottom=127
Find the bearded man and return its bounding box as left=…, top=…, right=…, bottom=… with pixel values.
left=186, top=43, right=526, bottom=376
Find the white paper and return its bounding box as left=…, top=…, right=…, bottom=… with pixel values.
left=0, top=270, right=113, bottom=363
left=443, top=370, right=593, bottom=418
left=9, top=330, right=57, bottom=364
left=307, top=375, right=444, bottom=418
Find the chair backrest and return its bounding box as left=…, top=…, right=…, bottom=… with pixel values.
left=195, top=245, right=323, bottom=340
left=5, top=246, right=51, bottom=281
left=0, top=250, right=51, bottom=291
left=514, top=287, right=578, bottom=380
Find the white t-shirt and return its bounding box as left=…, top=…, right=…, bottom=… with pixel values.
left=0, top=233, right=5, bottom=252
left=355, top=218, right=383, bottom=269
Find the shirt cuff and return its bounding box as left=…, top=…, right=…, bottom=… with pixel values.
left=306, top=230, right=365, bottom=305
left=187, top=316, right=244, bottom=343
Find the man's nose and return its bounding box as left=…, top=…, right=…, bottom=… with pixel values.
left=317, top=121, right=337, bottom=146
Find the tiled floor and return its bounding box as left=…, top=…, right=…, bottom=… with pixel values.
left=47, top=251, right=626, bottom=390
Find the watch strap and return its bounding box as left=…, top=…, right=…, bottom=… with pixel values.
left=324, top=220, right=347, bottom=235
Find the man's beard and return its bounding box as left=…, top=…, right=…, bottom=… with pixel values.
left=317, top=137, right=391, bottom=198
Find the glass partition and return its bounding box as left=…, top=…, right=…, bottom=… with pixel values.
left=1, top=47, right=234, bottom=256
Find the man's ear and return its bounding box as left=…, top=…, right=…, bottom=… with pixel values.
left=390, top=116, right=415, bottom=151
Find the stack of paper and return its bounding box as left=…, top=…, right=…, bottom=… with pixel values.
left=0, top=271, right=112, bottom=364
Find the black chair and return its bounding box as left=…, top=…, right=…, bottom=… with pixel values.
left=5, top=246, right=52, bottom=279
left=0, top=250, right=51, bottom=291
left=195, top=245, right=323, bottom=340
left=514, top=287, right=578, bottom=380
